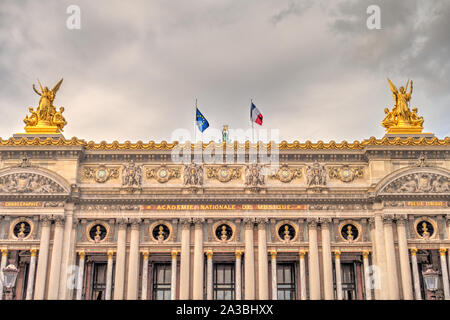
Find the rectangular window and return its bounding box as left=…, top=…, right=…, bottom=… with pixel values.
left=91, top=262, right=107, bottom=300
left=277, top=263, right=296, bottom=300
left=341, top=263, right=357, bottom=300
left=213, top=263, right=235, bottom=300
left=152, top=263, right=171, bottom=300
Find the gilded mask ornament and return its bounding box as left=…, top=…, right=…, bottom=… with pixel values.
left=270, top=164, right=302, bottom=183
left=84, top=165, right=119, bottom=183
left=328, top=165, right=364, bottom=183
left=146, top=165, right=180, bottom=183
left=207, top=166, right=241, bottom=183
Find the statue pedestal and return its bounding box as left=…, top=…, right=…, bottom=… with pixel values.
left=384, top=133, right=435, bottom=139
left=13, top=133, right=64, bottom=139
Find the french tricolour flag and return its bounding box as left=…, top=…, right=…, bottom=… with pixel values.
left=250, top=102, right=263, bottom=126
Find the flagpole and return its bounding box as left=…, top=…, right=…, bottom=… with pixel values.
left=194, top=98, right=197, bottom=144
left=250, top=98, right=254, bottom=144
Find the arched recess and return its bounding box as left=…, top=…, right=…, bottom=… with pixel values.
left=0, top=165, right=71, bottom=195
left=375, top=166, right=449, bottom=196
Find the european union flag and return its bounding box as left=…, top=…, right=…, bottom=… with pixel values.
left=196, top=108, right=209, bottom=132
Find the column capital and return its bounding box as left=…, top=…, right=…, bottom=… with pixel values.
left=54, top=215, right=65, bottom=227
left=396, top=215, right=407, bottom=225
left=334, top=250, right=341, bottom=259
left=269, top=250, right=277, bottom=259
left=141, top=250, right=150, bottom=259
left=320, top=217, right=331, bottom=228
left=1, top=248, right=8, bottom=256
left=193, top=218, right=205, bottom=228
left=77, top=250, right=86, bottom=259
left=439, top=248, right=447, bottom=256
left=130, top=218, right=142, bottom=230
left=362, top=250, right=370, bottom=259
left=117, top=218, right=128, bottom=229
left=235, top=250, right=244, bottom=259
left=243, top=218, right=255, bottom=229
left=107, top=250, right=114, bottom=259
left=40, top=215, right=52, bottom=226
left=30, top=248, right=38, bottom=256
left=171, top=250, right=179, bottom=259
left=256, top=218, right=268, bottom=227
left=205, top=250, right=213, bottom=259
left=180, top=218, right=192, bottom=229
left=306, top=218, right=318, bottom=228
left=410, top=247, right=418, bottom=256
left=299, top=250, right=307, bottom=258
left=383, top=215, right=394, bottom=224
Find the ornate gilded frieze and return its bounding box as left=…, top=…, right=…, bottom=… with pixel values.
left=269, top=164, right=302, bottom=183
left=0, top=173, right=65, bottom=193
left=146, top=165, right=180, bottom=183
left=382, top=173, right=449, bottom=193
left=207, top=166, right=241, bottom=183
left=328, top=165, right=364, bottom=183
left=83, top=165, right=119, bottom=183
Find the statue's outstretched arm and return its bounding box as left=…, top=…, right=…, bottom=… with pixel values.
left=32, top=84, right=41, bottom=96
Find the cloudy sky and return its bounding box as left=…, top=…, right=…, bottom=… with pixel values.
left=0, top=0, right=449, bottom=143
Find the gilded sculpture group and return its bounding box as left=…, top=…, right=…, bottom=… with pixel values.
left=23, top=79, right=67, bottom=132
left=382, top=78, right=424, bottom=133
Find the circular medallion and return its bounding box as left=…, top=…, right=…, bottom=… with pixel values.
left=89, top=224, right=107, bottom=242
left=341, top=224, right=359, bottom=241
left=13, top=221, right=31, bottom=239
left=278, top=224, right=295, bottom=241
left=215, top=224, right=233, bottom=241
left=219, top=168, right=229, bottom=179
left=152, top=224, right=170, bottom=241
left=416, top=220, right=434, bottom=239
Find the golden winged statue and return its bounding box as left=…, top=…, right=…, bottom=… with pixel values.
left=24, top=78, right=67, bottom=133
left=382, top=78, right=424, bottom=134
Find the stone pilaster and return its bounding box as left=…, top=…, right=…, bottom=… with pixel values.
left=179, top=218, right=191, bottom=299
left=113, top=218, right=127, bottom=300
left=127, top=218, right=141, bottom=299
left=321, top=218, right=333, bottom=300
left=257, top=218, right=269, bottom=300
left=193, top=218, right=205, bottom=300
left=243, top=218, right=255, bottom=300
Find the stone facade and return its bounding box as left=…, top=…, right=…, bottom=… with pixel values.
left=0, top=136, right=449, bottom=300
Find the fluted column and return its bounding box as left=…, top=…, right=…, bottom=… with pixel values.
left=440, top=248, right=450, bottom=300
left=362, top=250, right=372, bottom=300
left=193, top=218, right=204, bottom=300
left=257, top=218, right=269, bottom=300
left=307, top=218, right=320, bottom=299
left=321, top=219, right=333, bottom=300
left=105, top=250, right=114, bottom=300
left=127, top=219, right=141, bottom=300
left=113, top=218, right=127, bottom=300
left=299, top=250, right=307, bottom=300
left=34, top=216, right=51, bottom=300
left=244, top=218, right=255, bottom=300
left=75, top=250, right=85, bottom=300
left=235, top=250, right=243, bottom=300
left=410, top=248, right=422, bottom=300
left=396, top=216, right=413, bottom=300
left=373, top=214, right=388, bottom=299
left=206, top=250, right=213, bottom=300
left=0, top=248, right=8, bottom=300
left=48, top=216, right=65, bottom=299
left=171, top=250, right=178, bottom=300
left=334, top=250, right=342, bottom=300
left=25, top=249, right=38, bottom=300
left=270, top=250, right=277, bottom=300
left=58, top=203, right=74, bottom=299
left=383, top=216, right=399, bottom=299
left=141, top=251, right=149, bottom=300
left=179, top=219, right=191, bottom=299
